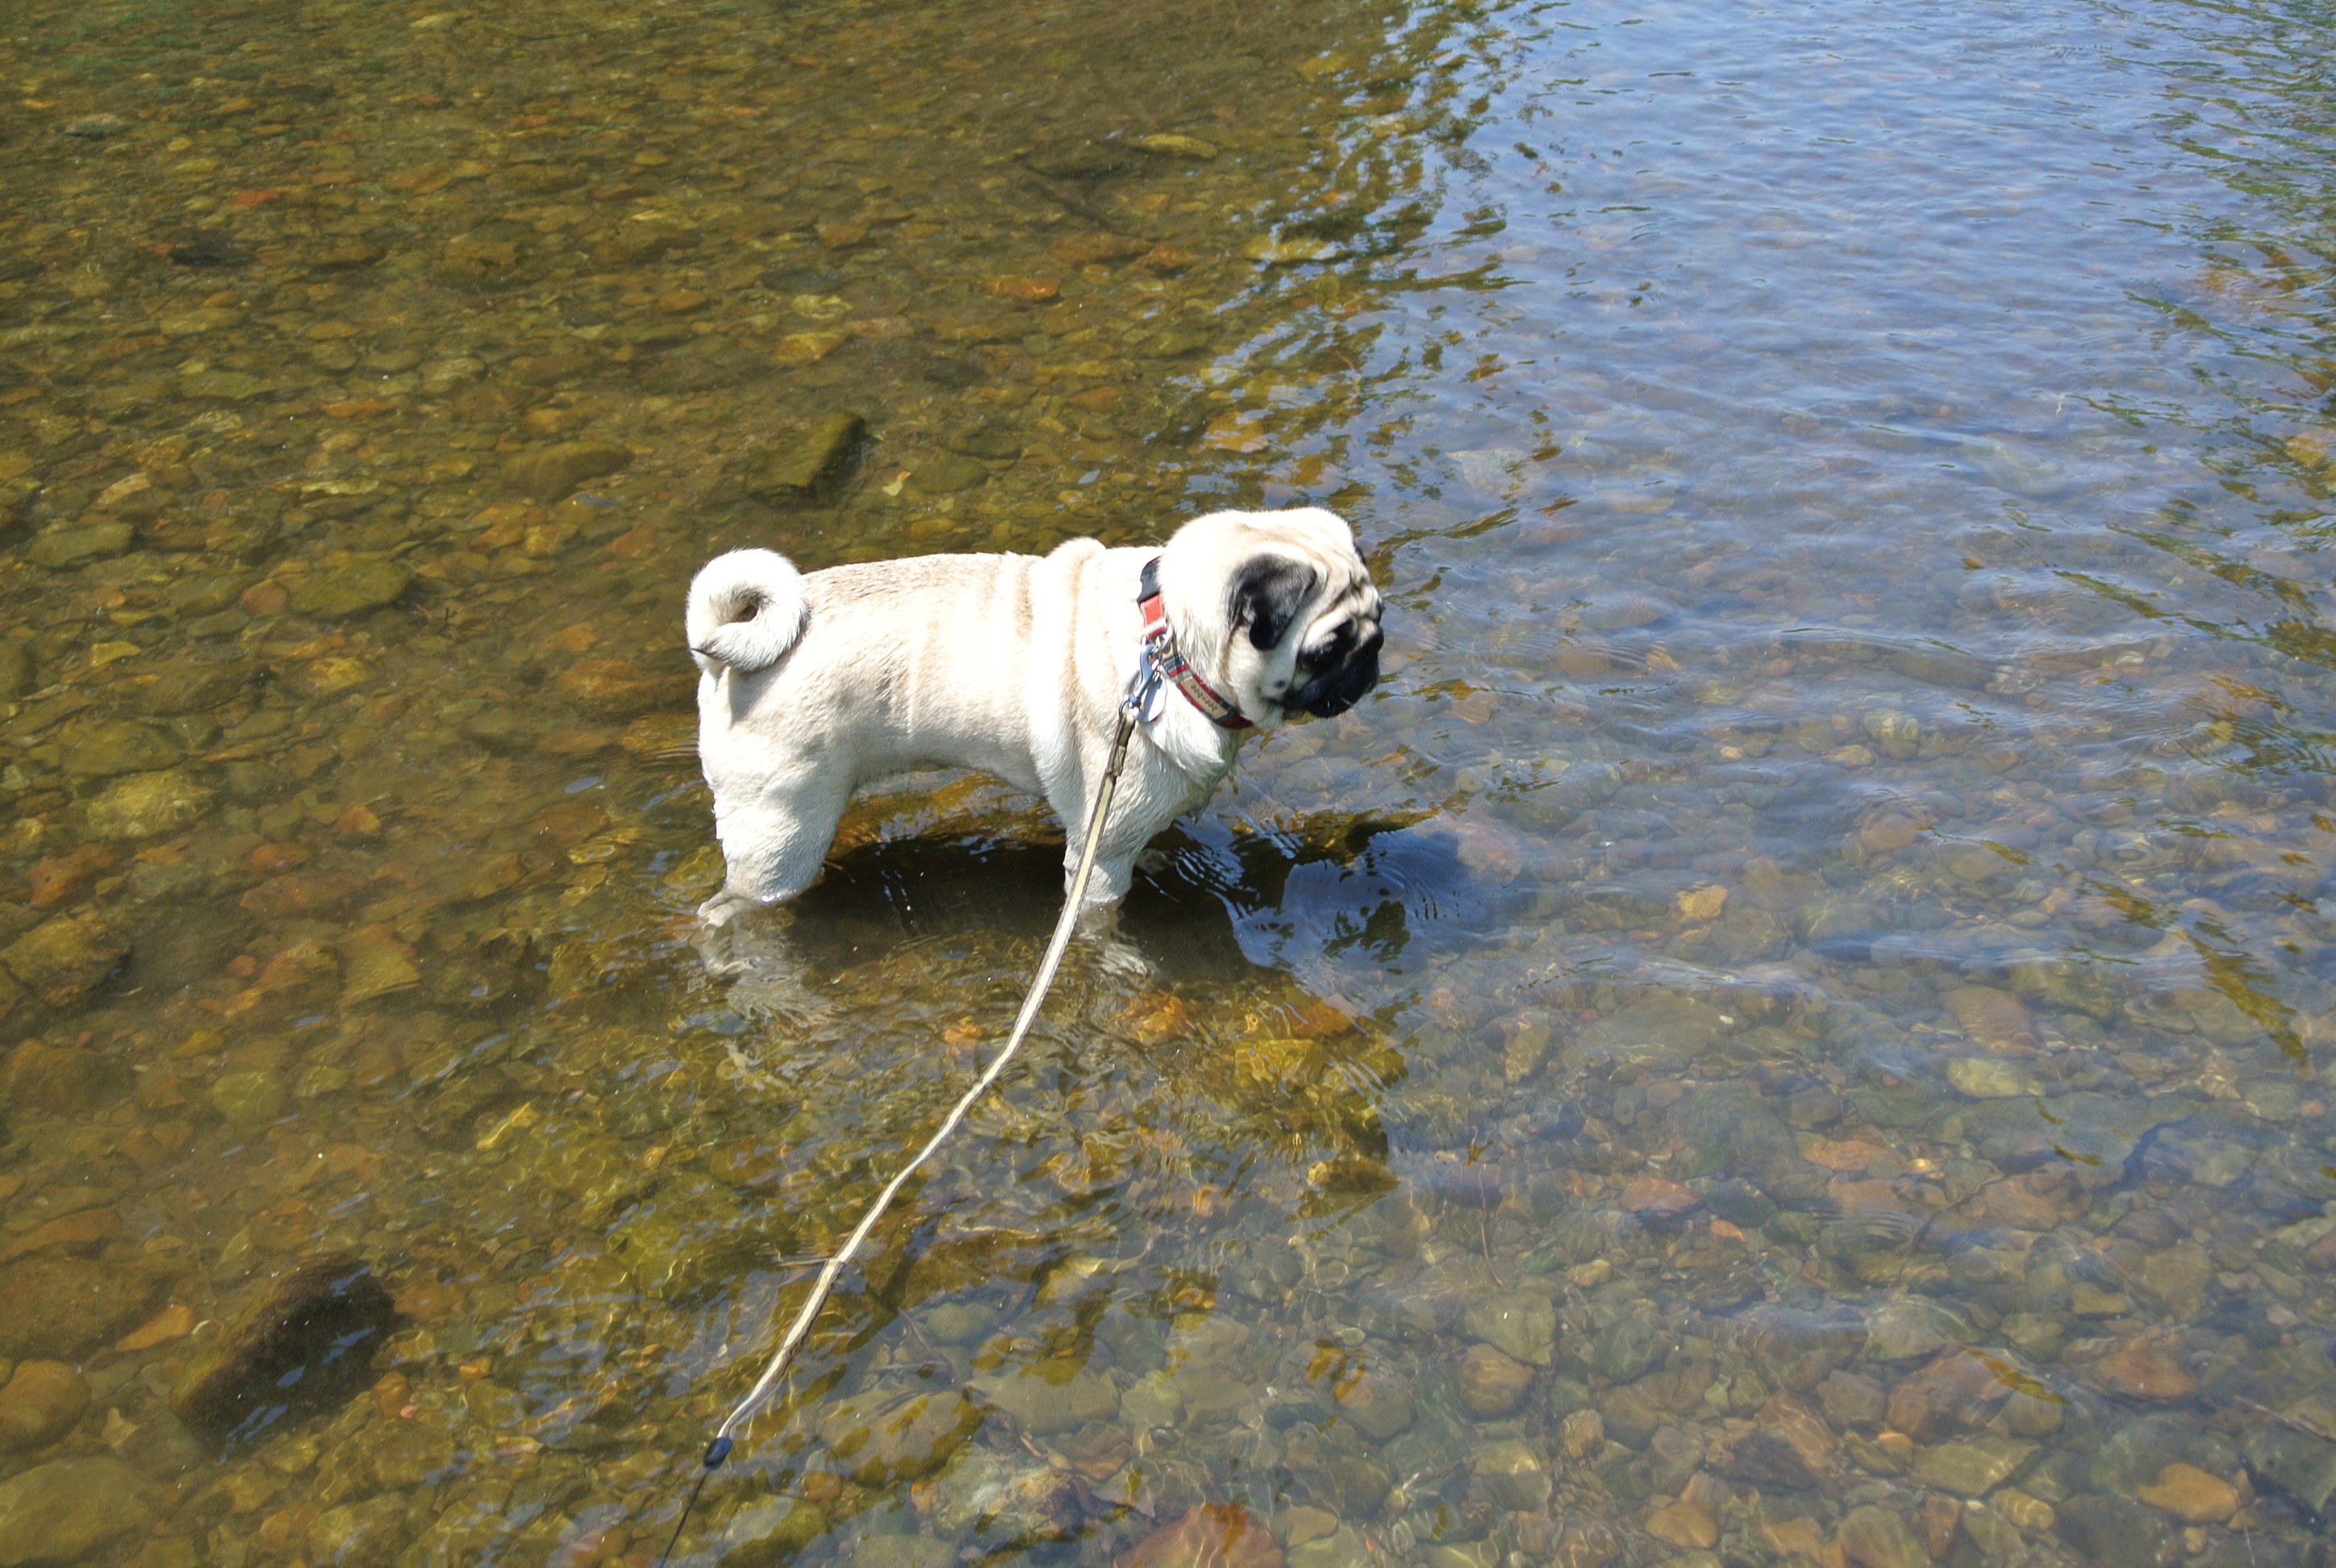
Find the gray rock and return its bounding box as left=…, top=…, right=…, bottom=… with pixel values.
left=1913, top=1434, right=2034, bottom=1496
left=744, top=413, right=864, bottom=503
left=290, top=559, right=412, bottom=619
left=1569, top=990, right=1728, bottom=1074
left=1288, top=1524, right=1368, bottom=1568
left=1863, top=1296, right=1971, bottom=1362
left=922, top=1299, right=1003, bottom=1345
left=2242, top=1424, right=2336, bottom=1514
left=974, top=1366, right=1116, bottom=1435
left=504, top=440, right=632, bottom=504
left=1505, top=761, right=1624, bottom=829
left=816, top=1387, right=981, bottom=1487
left=137, top=656, right=254, bottom=715
left=1719, top=1427, right=1819, bottom=1491
left=941, top=418, right=1026, bottom=460
left=1816, top=1369, right=1886, bottom=1427
left=1470, top=1439, right=1550, bottom=1511
left=0, top=1457, right=151, bottom=1567
left=1024, top=138, right=1127, bottom=179
left=1796, top=895, right=1887, bottom=942
left=24, top=522, right=134, bottom=569
left=1587, top=1312, right=1665, bottom=1383
left=927, top=1445, right=1079, bottom=1547
left=722, top=1497, right=829, bottom=1568
left=2142, top=1124, right=2255, bottom=1188
left=855, top=1537, right=956, bottom=1568
left=1836, top=1504, right=1925, bottom=1568
left=1960, top=1092, right=2171, bottom=1191
left=61, top=718, right=182, bottom=778
left=307, top=1492, right=408, bottom=1568
left=1666, top=1080, right=1825, bottom=1202
left=2055, top=1493, right=2178, bottom=1568
left=606, top=1177, right=774, bottom=1300
left=910, top=453, right=991, bottom=494
left=1333, top=1371, right=1415, bottom=1439
left=180, top=369, right=272, bottom=402
left=1462, top=1291, right=1555, bottom=1366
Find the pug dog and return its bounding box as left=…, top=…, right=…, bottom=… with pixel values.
left=686, top=507, right=1383, bottom=927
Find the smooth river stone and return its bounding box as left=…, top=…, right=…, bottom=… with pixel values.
left=289, top=558, right=412, bottom=619
left=0, top=1361, right=89, bottom=1449
left=974, top=1366, right=1117, bottom=1435
left=82, top=769, right=215, bottom=840
left=2136, top=1462, right=2239, bottom=1524
left=743, top=412, right=864, bottom=502
left=1946, top=1057, right=2038, bottom=1099
left=0, top=1257, right=167, bottom=1361
left=1470, top=1439, right=1550, bottom=1511
left=1, top=914, right=129, bottom=1004
left=1462, top=1290, right=1555, bottom=1366
left=1836, top=1504, right=1927, bottom=1568
left=815, top=1387, right=981, bottom=1487
left=1125, top=1505, right=1283, bottom=1568
left=1457, top=1344, right=1534, bottom=1416
left=1332, top=1370, right=1414, bottom=1439
left=0, top=1457, right=152, bottom=1568
left=506, top=440, right=633, bottom=503
left=1912, top=1435, right=2034, bottom=1496
left=23, top=522, right=134, bottom=569
left=305, top=1495, right=407, bottom=1568
left=60, top=719, right=182, bottom=778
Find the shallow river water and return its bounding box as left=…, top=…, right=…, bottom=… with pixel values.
left=6, top=1, right=2336, bottom=1566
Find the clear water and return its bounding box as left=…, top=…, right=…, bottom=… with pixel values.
left=4, top=0, right=2336, bottom=1566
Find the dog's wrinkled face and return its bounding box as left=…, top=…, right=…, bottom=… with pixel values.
left=1166, top=507, right=1384, bottom=724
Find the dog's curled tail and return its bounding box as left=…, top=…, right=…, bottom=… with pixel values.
left=686, top=549, right=808, bottom=673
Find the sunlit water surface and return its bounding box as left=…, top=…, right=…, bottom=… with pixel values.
left=4, top=1, right=2336, bottom=1566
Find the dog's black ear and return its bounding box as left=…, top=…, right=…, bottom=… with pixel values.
left=1230, top=555, right=1319, bottom=650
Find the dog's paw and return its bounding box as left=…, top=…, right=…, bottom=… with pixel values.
left=696, top=889, right=759, bottom=928
left=1094, top=935, right=1157, bottom=983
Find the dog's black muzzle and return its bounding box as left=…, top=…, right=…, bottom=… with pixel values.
left=1287, top=623, right=1383, bottom=719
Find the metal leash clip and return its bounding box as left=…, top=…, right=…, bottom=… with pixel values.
left=1123, top=640, right=1168, bottom=724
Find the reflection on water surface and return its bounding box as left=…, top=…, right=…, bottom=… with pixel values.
left=5, top=0, right=2336, bottom=1566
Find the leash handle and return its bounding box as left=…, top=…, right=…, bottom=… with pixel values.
left=707, top=704, right=1142, bottom=1452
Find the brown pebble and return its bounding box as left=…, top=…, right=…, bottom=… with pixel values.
left=1642, top=1500, right=1717, bottom=1551
left=1124, top=1504, right=1283, bottom=1568
left=0, top=1208, right=119, bottom=1262
left=1458, top=1344, right=1534, bottom=1416
left=1859, top=812, right=1922, bottom=852
left=985, top=273, right=1061, bottom=302
left=2088, top=1337, right=2196, bottom=1401
left=0, top=1360, right=89, bottom=1449
left=1917, top=1494, right=1961, bottom=1559
left=2137, top=1462, right=2238, bottom=1524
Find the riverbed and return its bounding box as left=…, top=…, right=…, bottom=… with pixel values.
left=2, top=1, right=2335, bottom=1566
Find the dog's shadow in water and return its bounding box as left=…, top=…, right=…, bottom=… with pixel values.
left=703, top=810, right=1463, bottom=1004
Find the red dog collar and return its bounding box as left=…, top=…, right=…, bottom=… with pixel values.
left=1137, top=556, right=1251, bottom=730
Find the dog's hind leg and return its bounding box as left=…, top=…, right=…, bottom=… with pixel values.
left=699, top=772, right=853, bottom=926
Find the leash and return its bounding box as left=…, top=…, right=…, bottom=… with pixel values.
left=657, top=658, right=1162, bottom=1566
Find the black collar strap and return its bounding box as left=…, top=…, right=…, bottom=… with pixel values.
left=1137, top=556, right=1251, bottom=730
